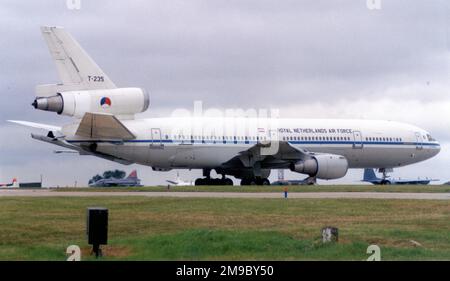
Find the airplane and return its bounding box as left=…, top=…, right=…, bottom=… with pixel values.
left=89, top=170, right=142, bottom=187
left=166, top=172, right=194, bottom=186
left=8, top=26, right=441, bottom=186
left=0, top=178, right=19, bottom=188
left=271, top=169, right=316, bottom=185
left=362, top=168, right=438, bottom=185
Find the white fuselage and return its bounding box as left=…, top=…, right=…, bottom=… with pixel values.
left=64, top=117, right=440, bottom=172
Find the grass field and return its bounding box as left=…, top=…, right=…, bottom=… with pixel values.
left=0, top=196, right=448, bottom=260
left=53, top=184, right=450, bottom=193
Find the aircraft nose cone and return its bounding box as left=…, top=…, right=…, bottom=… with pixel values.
left=430, top=142, right=441, bottom=158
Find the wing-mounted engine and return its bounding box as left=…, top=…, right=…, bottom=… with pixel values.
left=222, top=140, right=348, bottom=181
left=32, top=87, right=149, bottom=118
left=290, top=154, right=348, bottom=180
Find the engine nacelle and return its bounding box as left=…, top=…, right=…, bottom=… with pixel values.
left=290, top=154, right=348, bottom=180
left=32, top=87, right=149, bottom=118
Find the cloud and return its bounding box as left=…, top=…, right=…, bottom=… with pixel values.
left=0, top=0, right=449, bottom=185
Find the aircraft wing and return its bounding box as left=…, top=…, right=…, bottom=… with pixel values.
left=76, top=112, right=136, bottom=140
left=222, top=141, right=313, bottom=170
left=166, top=180, right=178, bottom=185
left=8, top=120, right=61, bottom=132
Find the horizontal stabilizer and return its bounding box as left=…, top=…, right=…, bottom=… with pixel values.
left=31, top=133, right=132, bottom=165
left=8, top=120, right=61, bottom=132
left=54, top=150, right=78, bottom=154
left=76, top=112, right=135, bottom=140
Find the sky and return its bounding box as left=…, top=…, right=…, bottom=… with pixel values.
left=0, top=0, right=449, bottom=186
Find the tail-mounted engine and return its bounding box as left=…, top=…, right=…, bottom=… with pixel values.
left=32, top=87, right=149, bottom=118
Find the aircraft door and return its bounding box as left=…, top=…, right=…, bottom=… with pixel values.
left=415, top=132, right=423, bottom=150
left=352, top=131, right=363, bottom=149
left=150, top=128, right=163, bottom=147
left=260, top=129, right=280, bottom=156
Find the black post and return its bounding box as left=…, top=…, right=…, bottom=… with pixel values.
left=87, top=207, right=108, bottom=258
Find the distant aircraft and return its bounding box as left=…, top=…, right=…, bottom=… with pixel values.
left=166, top=172, right=194, bottom=186
left=9, top=26, right=440, bottom=186
left=271, top=170, right=316, bottom=185
left=0, top=178, right=19, bottom=188
left=89, top=170, right=142, bottom=187
left=362, top=169, right=438, bottom=185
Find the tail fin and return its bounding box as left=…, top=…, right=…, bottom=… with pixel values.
left=38, top=26, right=116, bottom=95
left=127, top=170, right=137, bottom=179
left=363, top=169, right=379, bottom=182
left=12, top=178, right=19, bottom=188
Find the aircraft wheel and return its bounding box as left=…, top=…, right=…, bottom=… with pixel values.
left=255, top=178, right=270, bottom=185
left=261, top=178, right=270, bottom=185
left=224, top=178, right=233, bottom=186
left=240, top=179, right=249, bottom=186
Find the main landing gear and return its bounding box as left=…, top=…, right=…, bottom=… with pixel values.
left=240, top=178, right=270, bottom=186
left=194, top=177, right=270, bottom=186
left=195, top=178, right=233, bottom=186
left=194, top=169, right=271, bottom=186
left=195, top=169, right=233, bottom=186
left=379, top=168, right=392, bottom=185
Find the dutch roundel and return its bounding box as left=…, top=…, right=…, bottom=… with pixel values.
left=100, top=97, right=112, bottom=108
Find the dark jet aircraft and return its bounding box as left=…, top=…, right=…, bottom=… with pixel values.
left=89, top=170, right=142, bottom=187
left=362, top=169, right=437, bottom=185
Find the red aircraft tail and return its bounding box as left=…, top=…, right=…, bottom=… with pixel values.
left=127, top=170, right=137, bottom=178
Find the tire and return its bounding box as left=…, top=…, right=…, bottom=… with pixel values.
left=224, top=178, right=233, bottom=186
left=240, top=179, right=249, bottom=186
left=212, top=179, right=225, bottom=185
left=261, top=179, right=270, bottom=185
left=195, top=178, right=204, bottom=186
left=255, top=178, right=270, bottom=185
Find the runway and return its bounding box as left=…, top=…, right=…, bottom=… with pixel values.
left=0, top=189, right=449, bottom=200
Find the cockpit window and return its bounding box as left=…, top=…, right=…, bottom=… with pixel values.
left=427, top=134, right=436, bottom=141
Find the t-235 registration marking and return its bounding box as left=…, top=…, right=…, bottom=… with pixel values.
left=87, top=75, right=104, bottom=82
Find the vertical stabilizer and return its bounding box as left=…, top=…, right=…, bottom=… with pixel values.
left=38, top=26, right=116, bottom=95
left=363, top=169, right=379, bottom=182
left=127, top=170, right=137, bottom=179
left=12, top=178, right=19, bottom=188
